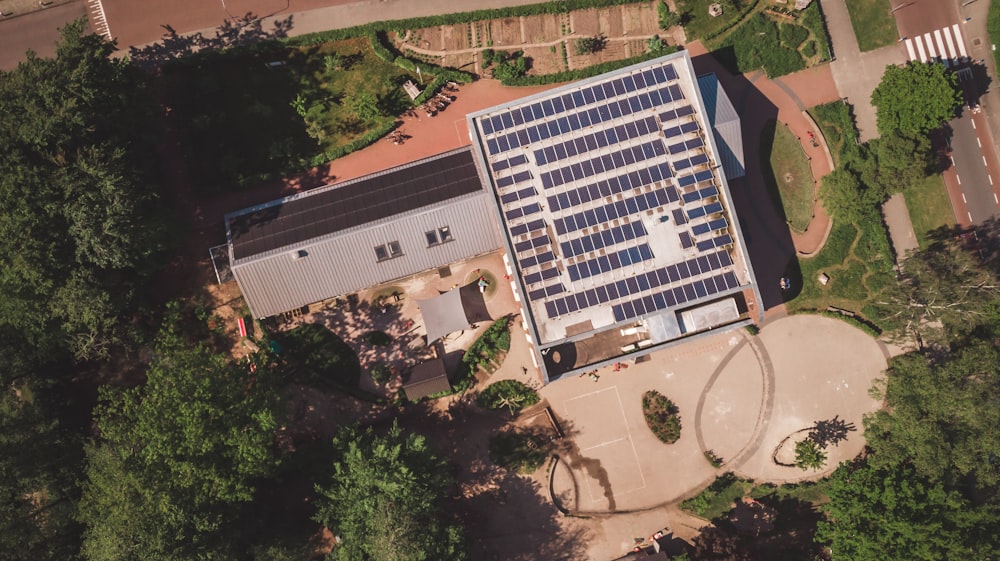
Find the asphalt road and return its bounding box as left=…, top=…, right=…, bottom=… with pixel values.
left=0, top=1, right=88, bottom=70
left=890, top=0, right=1000, bottom=225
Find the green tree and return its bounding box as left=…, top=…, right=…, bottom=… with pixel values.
left=574, top=34, right=607, bottom=55
left=350, top=92, right=382, bottom=121
left=78, top=308, right=281, bottom=561
left=314, top=422, right=465, bottom=561
left=817, top=462, right=999, bottom=561
left=871, top=62, right=962, bottom=135
left=0, top=19, right=165, bottom=373
left=864, top=340, right=1000, bottom=491
left=862, top=130, right=934, bottom=195
left=658, top=0, right=681, bottom=28
left=794, top=439, right=826, bottom=470
left=819, top=168, right=879, bottom=222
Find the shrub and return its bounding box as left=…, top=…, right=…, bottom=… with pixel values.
left=704, top=449, right=724, bottom=467
left=795, top=439, right=827, bottom=470
left=800, top=1, right=832, bottom=60
left=642, top=390, right=682, bottom=443
left=719, top=12, right=805, bottom=77
left=646, top=35, right=671, bottom=53
left=363, top=330, right=392, bottom=346
left=368, top=362, right=392, bottom=385
left=477, top=379, right=540, bottom=413
left=489, top=430, right=549, bottom=473
left=657, top=0, right=681, bottom=29
left=800, top=39, right=817, bottom=58
left=574, top=34, right=607, bottom=54
left=779, top=23, right=809, bottom=49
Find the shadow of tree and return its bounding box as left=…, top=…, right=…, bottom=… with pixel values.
left=808, top=415, right=856, bottom=449
left=128, top=13, right=295, bottom=70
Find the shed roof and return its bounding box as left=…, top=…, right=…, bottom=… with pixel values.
left=402, top=358, right=452, bottom=401
left=227, top=148, right=483, bottom=260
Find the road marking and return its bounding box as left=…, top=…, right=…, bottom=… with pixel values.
left=972, top=120, right=977, bottom=129
left=956, top=173, right=962, bottom=185
left=953, top=24, right=969, bottom=58
left=935, top=29, right=948, bottom=59
left=995, top=193, right=999, bottom=204
left=915, top=36, right=928, bottom=61
left=978, top=137, right=982, bottom=147
left=924, top=32, right=938, bottom=59
left=990, top=175, right=994, bottom=186
left=582, top=437, right=626, bottom=451
left=962, top=193, right=967, bottom=203
left=87, top=0, right=112, bottom=40
left=969, top=211, right=974, bottom=221
left=984, top=155, right=989, bottom=166
left=905, top=39, right=916, bottom=61
left=944, top=27, right=958, bottom=59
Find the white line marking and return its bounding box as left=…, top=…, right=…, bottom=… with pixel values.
left=565, top=385, right=617, bottom=402
left=88, top=0, right=112, bottom=39
left=924, top=32, right=938, bottom=59
left=582, top=437, right=626, bottom=451
left=935, top=29, right=948, bottom=60
left=978, top=137, right=982, bottom=147
left=968, top=211, right=974, bottom=221
left=994, top=193, right=998, bottom=204
left=984, top=155, right=989, bottom=166
left=614, top=387, right=647, bottom=490
left=915, top=36, right=928, bottom=61
left=944, top=26, right=958, bottom=59
left=990, top=175, right=994, bottom=186
left=957, top=174, right=962, bottom=184
left=972, top=120, right=977, bottom=129
left=962, top=193, right=967, bottom=203
left=953, top=24, right=969, bottom=58
left=905, top=39, right=916, bottom=61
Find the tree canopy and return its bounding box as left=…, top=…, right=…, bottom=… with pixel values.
left=818, top=463, right=999, bottom=561
left=871, top=62, right=962, bottom=135
left=78, top=308, right=281, bottom=561
left=0, top=19, right=165, bottom=377
left=313, top=422, right=465, bottom=561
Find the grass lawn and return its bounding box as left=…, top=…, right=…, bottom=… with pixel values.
left=905, top=174, right=956, bottom=248
left=679, top=0, right=757, bottom=42
left=767, top=121, right=815, bottom=232
left=844, top=0, right=899, bottom=52
left=165, top=37, right=418, bottom=193
left=808, top=101, right=859, bottom=167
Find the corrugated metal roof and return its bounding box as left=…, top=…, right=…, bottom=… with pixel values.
left=697, top=73, right=745, bottom=179
left=227, top=148, right=483, bottom=260
left=402, top=358, right=452, bottom=401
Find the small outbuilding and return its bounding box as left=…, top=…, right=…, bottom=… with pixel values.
left=402, top=357, right=452, bottom=401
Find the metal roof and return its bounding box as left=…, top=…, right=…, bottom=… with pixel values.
left=696, top=72, right=745, bottom=179
left=227, top=148, right=483, bottom=261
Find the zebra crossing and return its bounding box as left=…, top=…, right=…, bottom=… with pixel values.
left=903, top=24, right=969, bottom=67
left=86, top=0, right=112, bottom=40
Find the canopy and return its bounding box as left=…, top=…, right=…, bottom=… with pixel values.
left=416, top=288, right=471, bottom=344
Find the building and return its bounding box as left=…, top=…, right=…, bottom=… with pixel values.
left=467, top=50, right=760, bottom=382
left=223, top=50, right=760, bottom=384
left=225, top=147, right=502, bottom=319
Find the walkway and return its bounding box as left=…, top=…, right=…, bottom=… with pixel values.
left=821, top=0, right=906, bottom=141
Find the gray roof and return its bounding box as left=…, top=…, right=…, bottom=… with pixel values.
left=227, top=147, right=504, bottom=318
left=696, top=73, right=745, bottom=179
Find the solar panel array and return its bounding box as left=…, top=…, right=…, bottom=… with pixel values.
left=474, top=57, right=746, bottom=333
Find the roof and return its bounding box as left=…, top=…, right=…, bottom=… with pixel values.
left=468, top=51, right=756, bottom=360
left=696, top=72, right=745, bottom=179
left=227, top=148, right=483, bottom=261
left=416, top=288, right=470, bottom=344
left=402, top=358, right=452, bottom=401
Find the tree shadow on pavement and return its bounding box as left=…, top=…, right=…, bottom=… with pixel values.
left=808, top=415, right=856, bottom=449
left=690, top=49, right=799, bottom=311
left=127, top=12, right=294, bottom=70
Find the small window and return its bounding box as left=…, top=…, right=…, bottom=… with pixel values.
left=438, top=226, right=453, bottom=243
left=374, top=245, right=389, bottom=261
left=425, top=230, right=440, bottom=246
left=388, top=241, right=402, bottom=257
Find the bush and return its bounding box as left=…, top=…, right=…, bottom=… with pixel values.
left=574, top=34, right=607, bottom=54
left=646, top=35, right=671, bottom=53
left=794, top=439, right=827, bottom=470
left=800, top=1, right=832, bottom=60
left=800, top=39, right=817, bottom=58
left=489, top=430, right=549, bottom=473
left=704, top=449, right=724, bottom=468
left=642, top=390, right=682, bottom=443
left=658, top=0, right=681, bottom=29
left=681, top=472, right=750, bottom=520
left=363, top=330, right=392, bottom=346
left=477, top=379, right=540, bottom=413
left=452, top=317, right=513, bottom=391
left=779, top=23, right=809, bottom=49
left=719, top=12, right=805, bottom=77
left=368, top=362, right=392, bottom=385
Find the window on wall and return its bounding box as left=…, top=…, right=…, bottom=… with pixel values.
left=388, top=241, right=402, bottom=257
left=426, top=226, right=453, bottom=247
left=374, top=245, right=389, bottom=261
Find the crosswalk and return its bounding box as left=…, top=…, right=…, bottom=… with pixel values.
left=903, top=24, right=969, bottom=67
left=86, top=0, right=112, bottom=41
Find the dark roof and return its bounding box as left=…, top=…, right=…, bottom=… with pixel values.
left=402, top=358, right=452, bottom=401
left=228, top=148, right=482, bottom=260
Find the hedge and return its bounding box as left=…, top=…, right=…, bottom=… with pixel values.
left=702, top=0, right=761, bottom=43
left=800, top=1, right=832, bottom=60
left=501, top=46, right=680, bottom=86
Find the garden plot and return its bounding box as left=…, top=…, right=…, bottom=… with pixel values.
left=523, top=45, right=566, bottom=75
left=441, top=23, right=472, bottom=51
left=521, top=12, right=564, bottom=43
left=486, top=17, right=524, bottom=47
